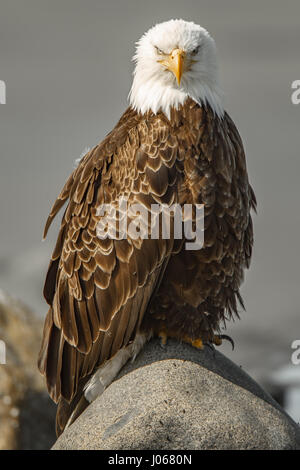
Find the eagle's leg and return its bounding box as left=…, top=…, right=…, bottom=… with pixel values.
left=83, top=332, right=149, bottom=404
left=158, top=330, right=168, bottom=347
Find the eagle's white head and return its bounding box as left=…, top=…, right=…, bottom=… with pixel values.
left=129, top=19, right=224, bottom=119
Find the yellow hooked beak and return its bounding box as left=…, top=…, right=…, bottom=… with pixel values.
left=158, top=48, right=185, bottom=85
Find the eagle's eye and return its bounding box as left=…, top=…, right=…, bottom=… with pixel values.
left=191, top=46, right=200, bottom=55
left=155, top=46, right=166, bottom=55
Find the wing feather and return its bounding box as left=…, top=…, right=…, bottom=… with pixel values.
left=38, top=107, right=179, bottom=416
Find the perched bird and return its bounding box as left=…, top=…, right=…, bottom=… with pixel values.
left=38, top=19, right=256, bottom=435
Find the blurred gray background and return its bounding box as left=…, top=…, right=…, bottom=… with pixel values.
left=0, top=0, right=299, bottom=418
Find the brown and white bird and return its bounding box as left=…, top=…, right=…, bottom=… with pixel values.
left=38, top=19, right=256, bottom=435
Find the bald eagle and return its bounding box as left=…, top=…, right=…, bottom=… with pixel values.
left=38, top=19, right=256, bottom=435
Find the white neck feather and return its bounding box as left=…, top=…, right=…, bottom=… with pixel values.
left=129, top=76, right=224, bottom=119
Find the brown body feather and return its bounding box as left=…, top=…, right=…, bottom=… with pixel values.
left=38, top=99, right=256, bottom=435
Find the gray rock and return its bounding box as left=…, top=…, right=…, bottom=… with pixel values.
left=53, top=338, right=300, bottom=450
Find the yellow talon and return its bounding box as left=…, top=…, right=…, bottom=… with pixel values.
left=212, top=335, right=222, bottom=346
left=158, top=331, right=168, bottom=346
left=212, top=334, right=235, bottom=350
left=181, top=335, right=204, bottom=350
left=191, top=338, right=204, bottom=349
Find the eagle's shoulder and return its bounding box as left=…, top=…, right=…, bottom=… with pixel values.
left=43, top=107, right=143, bottom=239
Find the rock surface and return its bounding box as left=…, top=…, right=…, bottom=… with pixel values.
left=0, top=290, right=56, bottom=449
left=53, top=338, right=300, bottom=450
